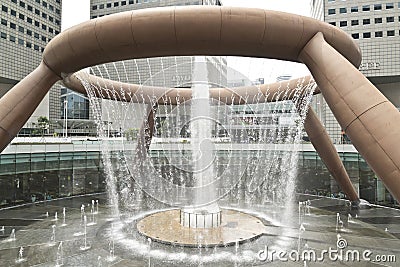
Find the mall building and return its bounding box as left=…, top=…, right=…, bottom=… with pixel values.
left=311, top=0, right=400, bottom=144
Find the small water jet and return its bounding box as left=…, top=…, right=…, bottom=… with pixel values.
left=107, top=223, right=116, bottom=262
left=336, top=213, right=343, bottom=232
left=49, top=225, right=56, bottom=246
left=55, top=241, right=63, bottom=267
left=61, top=207, right=67, bottom=226
left=80, top=215, right=90, bottom=251
left=8, top=228, right=16, bottom=241
left=15, top=246, right=26, bottom=263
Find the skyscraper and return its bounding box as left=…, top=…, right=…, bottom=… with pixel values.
left=0, top=0, right=62, bottom=134
left=311, top=0, right=400, bottom=143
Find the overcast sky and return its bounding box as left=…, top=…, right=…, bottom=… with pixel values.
left=62, top=0, right=312, bottom=82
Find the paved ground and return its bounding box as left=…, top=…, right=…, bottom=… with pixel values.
left=0, top=194, right=398, bottom=266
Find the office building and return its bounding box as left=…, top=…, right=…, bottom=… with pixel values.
left=0, top=0, right=62, bottom=134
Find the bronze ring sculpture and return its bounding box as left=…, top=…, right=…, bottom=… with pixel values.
left=1, top=6, right=399, bottom=203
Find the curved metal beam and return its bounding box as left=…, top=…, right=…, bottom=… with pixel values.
left=63, top=71, right=319, bottom=105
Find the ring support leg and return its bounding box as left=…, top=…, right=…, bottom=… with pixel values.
left=300, top=32, right=400, bottom=203
left=0, top=62, right=59, bottom=152
left=304, top=107, right=359, bottom=201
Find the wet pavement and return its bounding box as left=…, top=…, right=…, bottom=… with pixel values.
left=0, top=194, right=398, bottom=266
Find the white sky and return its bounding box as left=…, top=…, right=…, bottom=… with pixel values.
left=62, top=0, right=312, bottom=82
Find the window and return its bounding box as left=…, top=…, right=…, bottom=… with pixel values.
left=328, top=0, right=335, bottom=2
left=386, top=3, right=394, bottom=9
left=0, top=32, right=6, bottom=39
left=329, top=21, right=336, bottom=26
left=9, top=35, right=15, bottom=42
left=55, top=30, right=59, bottom=35
left=49, top=16, right=53, bottom=22
left=91, top=15, right=97, bottom=19
left=92, top=5, right=97, bottom=10
left=27, top=5, right=32, bottom=11
left=20, top=1, right=25, bottom=8
left=107, top=3, right=111, bottom=8
left=42, top=24, right=47, bottom=30
left=339, top=7, right=347, bottom=14
left=352, top=33, right=359, bottom=39
left=27, top=17, right=32, bottom=23
left=375, top=31, right=383, bottom=37
left=26, top=42, right=31, bottom=48
left=49, top=4, right=54, bottom=11
left=129, top=0, right=134, bottom=3
left=375, top=18, right=382, bottom=24
left=328, top=8, right=335, bottom=15
left=42, top=1, right=47, bottom=8
left=34, top=32, right=39, bottom=38
left=19, top=13, right=24, bottom=20
left=11, top=9, right=16, bottom=16
left=114, top=2, right=119, bottom=7
left=363, top=19, right=370, bottom=25
left=35, top=0, right=40, bottom=3
left=34, top=44, right=39, bottom=51
left=41, top=36, right=46, bottom=41
left=56, top=9, right=60, bottom=15
left=122, top=1, right=127, bottom=5
left=1, top=5, right=8, bottom=12
left=351, top=6, right=358, bottom=12
left=387, top=30, right=395, bottom=36
left=387, top=16, right=394, bottom=23
left=374, top=4, right=382, bottom=10
left=0, top=19, right=6, bottom=26
left=363, top=32, right=371, bottom=38
left=26, top=29, right=32, bottom=36
left=18, top=38, right=23, bottom=45
left=49, top=27, right=53, bottom=33
left=56, top=0, right=61, bottom=4
left=362, top=5, right=370, bottom=11
left=99, top=4, right=104, bottom=9
left=11, top=0, right=17, bottom=3
left=18, top=26, right=24, bottom=33
left=55, top=19, right=60, bottom=26
left=41, top=47, right=44, bottom=52
left=35, top=21, right=40, bottom=27
left=10, top=22, right=16, bottom=29
left=340, top=21, right=347, bottom=27
left=35, top=9, right=40, bottom=15
left=351, top=20, right=359, bottom=26
left=42, top=12, right=47, bottom=19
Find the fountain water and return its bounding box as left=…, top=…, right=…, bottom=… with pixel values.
left=80, top=215, right=90, bottom=251
left=9, top=228, right=15, bottom=241
left=16, top=246, right=25, bottom=263
left=49, top=224, right=56, bottom=246
left=56, top=241, right=63, bottom=267
left=180, top=56, right=221, bottom=228
left=61, top=207, right=67, bottom=226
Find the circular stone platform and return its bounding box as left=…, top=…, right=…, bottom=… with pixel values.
left=137, top=208, right=265, bottom=247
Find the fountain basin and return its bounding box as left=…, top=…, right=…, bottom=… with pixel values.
left=137, top=208, right=265, bottom=247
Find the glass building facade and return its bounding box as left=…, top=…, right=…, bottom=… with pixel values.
left=60, top=88, right=90, bottom=120
left=1, top=141, right=397, bottom=208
